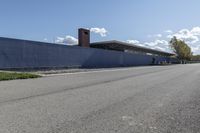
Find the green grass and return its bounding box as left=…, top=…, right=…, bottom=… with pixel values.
left=0, top=72, right=41, bottom=81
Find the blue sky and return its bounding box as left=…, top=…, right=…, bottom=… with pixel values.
left=1, top=0, right=200, bottom=54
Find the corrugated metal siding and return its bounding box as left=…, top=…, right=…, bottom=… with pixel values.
left=0, top=37, right=178, bottom=69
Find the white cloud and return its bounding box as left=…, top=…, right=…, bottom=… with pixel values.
left=127, top=40, right=139, bottom=44
left=144, top=40, right=171, bottom=52
left=126, top=27, right=200, bottom=55
left=55, top=35, right=78, bottom=45
left=127, top=39, right=171, bottom=52
left=148, top=34, right=162, bottom=38
left=191, top=46, right=200, bottom=53
left=126, top=40, right=146, bottom=47
left=165, top=30, right=173, bottom=33
left=191, top=27, right=200, bottom=36
left=90, top=28, right=108, bottom=37
left=145, top=40, right=168, bottom=47
left=167, top=27, right=200, bottom=44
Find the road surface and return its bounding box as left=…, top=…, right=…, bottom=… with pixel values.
left=0, top=64, right=200, bottom=133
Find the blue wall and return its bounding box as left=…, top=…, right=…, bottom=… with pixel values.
left=0, top=37, right=177, bottom=69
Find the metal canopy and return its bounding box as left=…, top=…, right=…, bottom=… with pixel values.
left=90, top=40, right=174, bottom=56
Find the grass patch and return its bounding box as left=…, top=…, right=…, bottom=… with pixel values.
left=0, top=72, right=41, bottom=81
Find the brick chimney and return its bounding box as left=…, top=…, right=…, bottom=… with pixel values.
left=78, top=28, right=90, bottom=47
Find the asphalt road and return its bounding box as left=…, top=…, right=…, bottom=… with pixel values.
left=0, top=64, right=200, bottom=133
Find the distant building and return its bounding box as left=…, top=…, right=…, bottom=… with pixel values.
left=78, top=28, right=174, bottom=57
left=0, top=28, right=177, bottom=70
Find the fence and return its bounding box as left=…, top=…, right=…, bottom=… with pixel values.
left=0, top=37, right=177, bottom=69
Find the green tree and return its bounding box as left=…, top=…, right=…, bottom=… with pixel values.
left=169, top=36, right=192, bottom=60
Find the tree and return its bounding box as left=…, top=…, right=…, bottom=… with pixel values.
left=169, top=36, right=192, bottom=60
